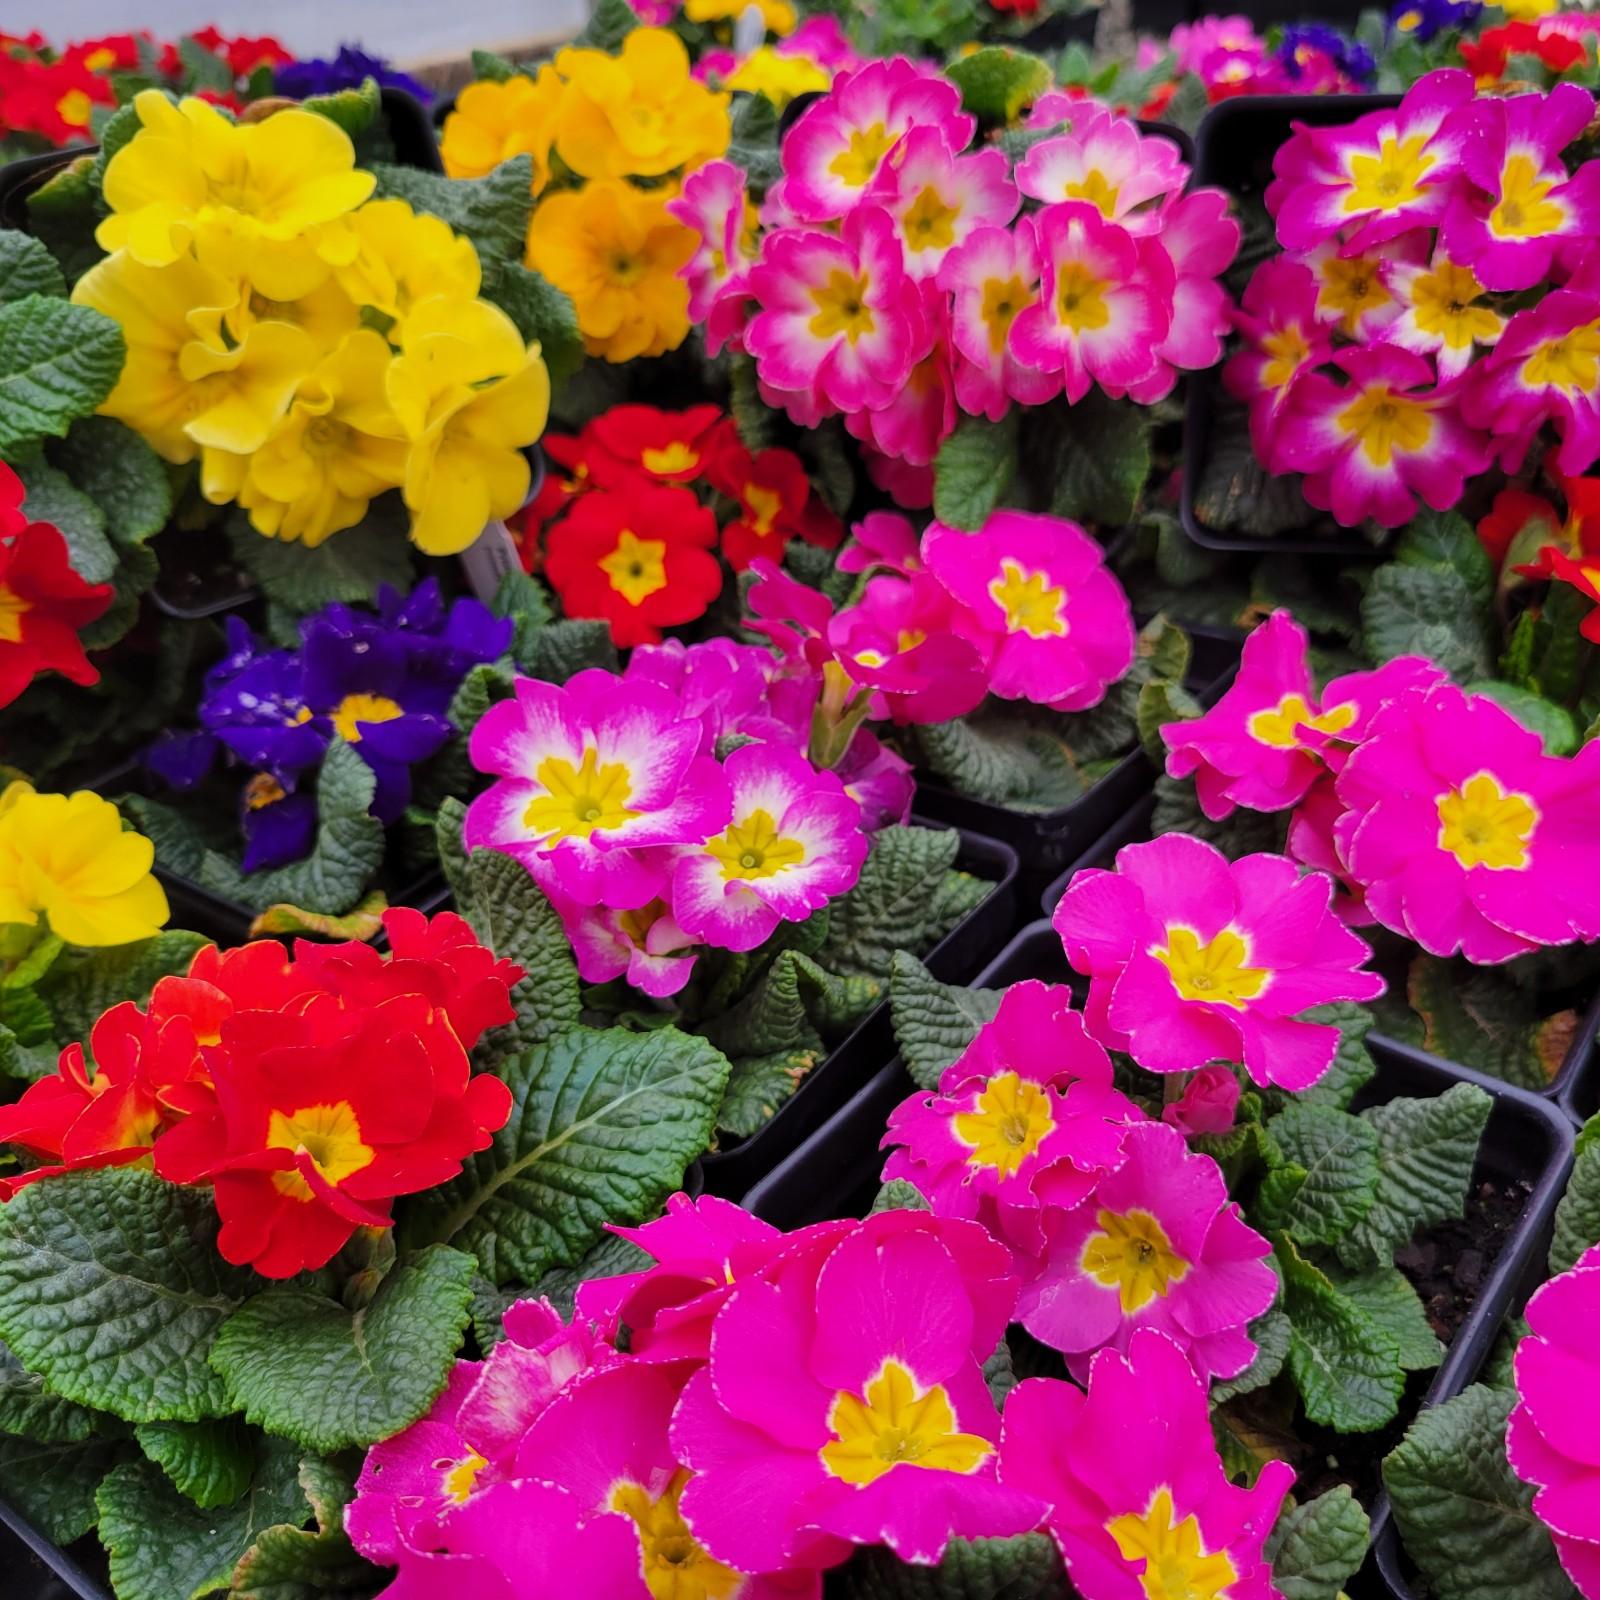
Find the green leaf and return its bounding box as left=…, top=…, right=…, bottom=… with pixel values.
left=816, top=825, right=962, bottom=980
left=1294, top=1003, right=1377, bottom=1110
left=1210, top=1309, right=1291, bottom=1405
left=211, top=1247, right=475, bottom=1453
left=298, top=76, right=381, bottom=139
left=888, top=952, right=1004, bottom=1091
left=25, top=156, right=104, bottom=288
left=491, top=568, right=554, bottom=661
left=1254, top=1104, right=1379, bottom=1246
left=35, top=930, right=210, bottom=1048
left=486, top=262, right=583, bottom=383
left=1337, top=1083, right=1492, bottom=1269
left=933, top=413, right=1019, bottom=531
left=229, top=1453, right=373, bottom=1600
left=1328, top=1263, right=1443, bottom=1371
left=1050, top=391, right=1153, bottom=528
left=1191, top=400, right=1313, bottom=538
left=1394, top=509, right=1494, bottom=608
left=469, top=49, right=522, bottom=81
left=12, top=455, right=116, bottom=581
left=833, top=1532, right=1065, bottom=1599
left=726, top=92, right=783, bottom=191
left=702, top=948, right=826, bottom=1061
left=0, top=1432, right=128, bottom=1545
left=872, top=1179, right=931, bottom=1215
left=1151, top=774, right=1288, bottom=858
left=247, top=893, right=388, bottom=944
left=913, top=710, right=1092, bottom=810
left=1467, top=681, right=1579, bottom=755
left=0, top=296, right=125, bottom=456
left=179, top=36, right=235, bottom=93
left=1550, top=1120, right=1600, bottom=1274
left=0, top=1169, right=252, bottom=1423
left=1406, top=957, right=1574, bottom=1093
left=1362, top=562, right=1495, bottom=683
left=945, top=47, right=1054, bottom=120
left=405, top=1025, right=730, bottom=1284
left=1280, top=1242, right=1404, bottom=1432
left=135, top=1418, right=255, bottom=1511
left=0, top=230, right=66, bottom=304
left=226, top=509, right=416, bottom=614
left=372, top=155, right=534, bottom=282
left=0, top=1340, right=104, bottom=1442
left=97, top=1438, right=308, bottom=1600
left=575, top=0, right=637, bottom=49
left=1137, top=679, right=1201, bottom=761
left=522, top=617, right=618, bottom=682
left=1384, top=1385, right=1573, bottom=1600
left=1264, top=1486, right=1371, bottom=1600
left=716, top=1048, right=818, bottom=1139
left=53, top=415, right=173, bottom=545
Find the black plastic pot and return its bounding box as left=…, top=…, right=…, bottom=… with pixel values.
left=911, top=626, right=1238, bottom=900
left=0, top=1503, right=108, bottom=1600
left=1180, top=93, right=1401, bottom=557
left=699, top=820, right=1019, bottom=1200
left=1558, top=994, right=1600, bottom=1129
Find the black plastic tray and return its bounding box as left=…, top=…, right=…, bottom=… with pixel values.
left=1558, top=996, right=1600, bottom=1128
left=0, top=1496, right=108, bottom=1600
left=1180, top=93, right=1401, bottom=556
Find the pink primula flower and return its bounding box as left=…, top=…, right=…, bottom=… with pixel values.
left=1224, top=258, right=1333, bottom=457
left=667, top=159, right=754, bottom=327
left=548, top=894, right=699, bottom=997
left=1273, top=344, right=1493, bottom=528
left=843, top=285, right=957, bottom=465
left=1267, top=69, right=1474, bottom=253
left=465, top=671, right=732, bottom=909
left=1053, top=832, right=1385, bottom=1090
left=1161, top=1064, right=1241, bottom=1138
left=861, top=444, right=934, bottom=510
left=1000, top=1331, right=1294, bottom=1600
left=670, top=741, right=868, bottom=953
left=1509, top=1245, right=1600, bottom=1598
left=837, top=510, right=923, bottom=577
left=1140, top=189, right=1240, bottom=390
left=1381, top=248, right=1503, bottom=382
left=1014, top=1121, right=1277, bottom=1382
left=1014, top=110, right=1189, bottom=225
left=622, top=637, right=775, bottom=757
left=866, top=126, right=1018, bottom=279
left=1334, top=681, right=1600, bottom=962
left=671, top=1211, right=1043, bottom=1570
left=1301, top=231, right=1428, bottom=341
left=922, top=511, right=1137, bottom=713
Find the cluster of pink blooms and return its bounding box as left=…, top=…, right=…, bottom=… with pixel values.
left=1229, top=70, right=1600, bottom=528
left=750, top=507, right=1137, bottom=724
left=1160, top=610, right=1600, bottom=964
left=671, top=58, right=1240, bottom=507
left=1510, top=1244, right=1600, bottom=1598
left=348, top=1196, right=1291, bottom=1598
left=463, top=644, right=912, bottom=996
left=691, top=15, right=861, bottom=86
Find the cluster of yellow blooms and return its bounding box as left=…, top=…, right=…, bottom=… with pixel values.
left=442, top=28, right=730, bottom=364
left=0, top=783, right=168, bottom=949
left=72, top=93, right=551, bottom=554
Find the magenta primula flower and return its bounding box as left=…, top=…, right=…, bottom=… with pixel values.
left=668, top=158, right=754, bottom=328
left=1139, top=189, right=1240, bottom=390
left=1224, top=258, right=1333, bottom=457
left=1014, top=110, right=1189, bottom=224
left=1273, top=344, right=1493, bottom=528
left=865, top=126, right=1017, bottom=279
left=1302, top=231, right=1427, bottom=341
left=843, top=286, right=958, bottom=465
left=1334, top=681, right=1600, bottom=962
left=880, top=981, right=1138, bottom=1257
left=1509, top=1245, right=1600, bottom=1598
left=1381, top=249, right=1503, bottom=382
left=774, top=57, right=974, bottom=223
left=671, top=1211, right=1044, bottom=1570
left=1010, top=203, right=1173, bottom=404
left=746, top=206, right=925, bottom=416
left=922, top=511, right=1136, bottom=713
left=837, top=510, right=923, bottom=577
left=1014, top=1121, right=1277, bottom=1383
left=464, top=670, right=731, bottom=909
left=1443, top=85, right=1600, bottom=293
left=622, top=637, right=775, bottom=757
left=549, top=894, right=698, bottom=998
left=1000, top=1331, right=1294, bottom=1600
left=1267, top=68, right=1474, bottom=253
left=670, top=741, right=867, bottom=953
left=1053, top=832, right=1384, bottom=1090
left=1160, top=1065, right=1241, bottom=1138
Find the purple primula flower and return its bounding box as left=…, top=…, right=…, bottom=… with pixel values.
left=240, top=777, right=318, bottom=873
left=145, top=729, right=220, bottom=792
left=273, top=44, right=433, bottom=104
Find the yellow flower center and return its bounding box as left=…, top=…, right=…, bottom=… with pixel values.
left=951, top=1071, right=1056, bottom=1178
left=1063, top=168, right=1121, bottom=218
left=267, top=1100, right=376, bottom=1203
left=524, top=748, right=641, bottom=842
left=980, top=275, right=1029, bottom=353
left=1489, top=154, right=1565, bottom=240
left=1246, top=692, right=1356, bottom=750
left=55, top=89, right=93, bottom=129
left=1410, top=260, right=1501, bottom=351
left=1336, top=384, right=1433, bottom=467
left=244, top=773, right=286, bottom=811
left=609, top=1469, right=744, bottom=1600
left=820, top=1359, right=993, bottom=1486
left=744, top=481, right=784, bottom=534
left=988, top=559, right=1068, bottom=638
left=829, top=122, right=894, bottom=188
left=1081, top=1209, right=1191, bottom=1315
left=0, top=583, right=31, bottom=645
left=1055, top=261, right=1111, bottom=333
left=1522, top=319, right=1600, bottom=392
left=1259, top=325, right=1312, bottom=392
left=1396, top=6, right=1423, bottom=27
left=1106, top=1487, right=1240, bottom=1600
left=706, top=808, right=806, bottom=881
left=599, top=529, right=670, bottom=605
left=84, top=46, right=117, bottom=70
left=809, top=268, right=877, bottom=345
left=329, top=692, right=404, bottom=744
left=902, top=185, right=960, bottom=250
left=1436, top=772, right=1538, bottom=870
left=641, top=441, right=700, bottom=476
left=1343, top=133, right=1435, bottom=214
left=442, top=1450, right=488, bottom=1505
left=617, top=900, right=669, bottom=948
left=1317, top=254, right=1392, bottom=335
left=303, top=415, right=350, bottom=456
left=1152, top=926, right=1268, bottom=1009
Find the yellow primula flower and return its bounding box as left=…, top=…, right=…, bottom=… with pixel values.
left=0, top=783, right=168, bottom=948
left=96, top=92, right=375, bottom=275
left=233, top=329, right=408, bottom=547
left=335, top=199, right=482, bottom=325
left=441, top=68, right=565, bottom=194
left=527, top=180, right=694, bottom=363
left=1501, top=0, right=1557, bottom=17
left=725, top=48, right=830, bottom=108
left=386, top=296, right=550, bottom=556
left=175, top=319, right=319, bottom=461
left=685, top=0, right=798, bottom=34
left=553, top=29, right=729, bottom=181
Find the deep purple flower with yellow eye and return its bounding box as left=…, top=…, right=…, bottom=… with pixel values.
left=239, top=774, right=318, bottom=874
left=273, top=45, right=433, bottom=104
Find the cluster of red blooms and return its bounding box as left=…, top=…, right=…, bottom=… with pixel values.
left=0, top=27, right=291, bottom=145
left=523, top=404, right=843, bottom=648
left=0, top=463, right=113, bottom=711
left=1479, top=473, right=1600, bottom=644
left=0, top=911, right=521, bottom=1278
left=1459, top=20, right=1589, bottom=83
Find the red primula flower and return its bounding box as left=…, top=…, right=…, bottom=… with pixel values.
left=0, top=464, right=113, bottom=709
left=1, top=56, right=116, bottom=144
left=989, top=0, right=1042, bottom=13
left=1478, top=487, right=1563, bottom=569
left=1460, top=21, right=1585, bottom=83
left=221, top=33, right=292, bottom=76
left=708, top=435, right=844, bottom=572
left=63, top=34, right=143, bottom=74
left=544, top=481, right=722, bottom=647
left=1511, top=476, right=1600, bottom=642
left=585, top=403, right=724, bottom=487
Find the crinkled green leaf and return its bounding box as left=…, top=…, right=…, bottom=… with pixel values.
left=1264, top=1486, right=1371, bottom=1600
left=469, top=49, right=521, bottom=81
left=1294, top=1003, right=1376, bottom=1110
left=0, top=1340, right=104, bottom=1442
left=487, top=261, right=582, bottom=383
left=226, top=509, right=415, bottom=614
left=716, top=1048, right=818, bottom=1139
left=726, top=91, right=782, bottom=191
left=1137, top=679, right=1202, bottom=761
left=1407, top=956, right=1575, bottom=1093
left=873, top=1179, right=932, bottom=1215
left=1151, top=775, right=1287, bottom=858
left=1255, top=1104, right=1379, bottom=1246
left=54, top=415, right=173, bottom=546
left=298, top=76, right=381, bottom=138
left=1210, top=1309, right=1291, bottom=1405
left=120, top=793, right=207, bottom=877
left=135, top=1418, right=255, bottom=1511
left=1468, top=681, right=1579, bottom=756
left=945, top=46, right=1053, bottom=120
left=575, top=0, right=638, bottom=50
left=0, top=1430, right=128, bottom=1544
left=229, top=1453, right=373, bottom=1600
left=0, top=295, right=125, bottom=456
left=1551, top=1119, right=1600, bottom=1274
left=1192, top=400, right=1314, bottom=538
left=12, top=454, right=116, bottom=581
left=35, top=929, right=209, bottom=1049
left=1394, top=508, right=1494, bottom=607
left=933, top=412, right=1018, bottom=531
left=0, top=1169, right=252, bottom=1422
left=914, top=709, right=1093, bottom=811
left=816, top=825, right=962, bottom=980
left=520, top=1228, right=652, bottom=1331
left=1362, top=562, right=1494, bottom=683
left=372, top=155, right=533, bottom=281
left=833, top=1532, right=1064, bottom=1599
left=211, top=1247, right=475, bottom=1453
left=0, top=231, right=65, bottom=304
left=1049, top=390, right=1152, bottom=529
left=406, top=1025, right=730, bottom=1284
left=1280, top=1242, right=1404, bottom=1432
left=1327, top=1263, right=1443, bottom=1371
left=522, top=617, right=617, bottom=682
left=889, top=952, right=1004, bottom=1091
